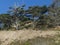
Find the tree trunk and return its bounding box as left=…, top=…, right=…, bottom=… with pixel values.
left=15, top=19, right=20, bottom=30
left=32, top=17, right=35, bottom=30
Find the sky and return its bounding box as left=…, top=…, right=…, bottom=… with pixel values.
left=0, top=0, right=53, bottom=14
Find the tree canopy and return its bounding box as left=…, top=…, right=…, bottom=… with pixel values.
left=0, top=0, right=60, bottom=30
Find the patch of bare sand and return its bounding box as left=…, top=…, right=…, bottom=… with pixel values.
left=0, top=29, right=60, bottom=45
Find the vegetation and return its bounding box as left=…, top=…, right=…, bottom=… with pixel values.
left=0, top=0, right=60, bottom=30
left=6, top=34, right=60, bottom=45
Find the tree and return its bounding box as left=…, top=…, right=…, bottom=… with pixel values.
left=0, top=14, right=12, bottom=29
left=8, top=4, right=26, bottom=30
left=47, top=0, right=60, bottom=27
left=27, top=6, right=48, bottom=29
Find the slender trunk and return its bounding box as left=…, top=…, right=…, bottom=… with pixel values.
left=32, top=16, right=35, bottom=30
left=15, top=18, right=20, bottom=30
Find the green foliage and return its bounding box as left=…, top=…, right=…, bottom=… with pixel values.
left=20, top=16, right=30, bottom=22
left=8, top=39, right=30, bottom=45
left=0, top=14, right=12, bottom=30
left=0, top=40, right=2, bottom=45
left=8, top=40, right=21, bottom=45
left=23, top=41, right=30, bottom=45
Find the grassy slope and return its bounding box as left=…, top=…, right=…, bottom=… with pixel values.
left=0, top=29, right=60, bottom=45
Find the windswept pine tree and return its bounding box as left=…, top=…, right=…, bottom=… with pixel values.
left=0, top=14, right=12, bottom=29
left=8, top=3, right=26, bottom=30
left=47, top=0, right=60, bottom=28
left=27, top=6, right=48, bottom=29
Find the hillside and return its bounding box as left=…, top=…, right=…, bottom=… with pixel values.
left=0, top=29, right=60, bottom=45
